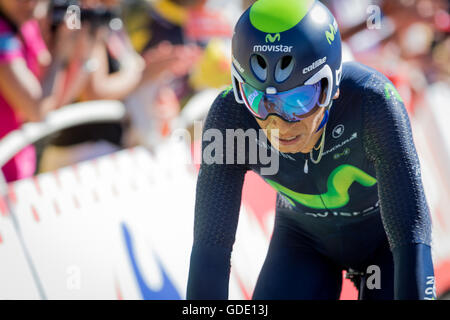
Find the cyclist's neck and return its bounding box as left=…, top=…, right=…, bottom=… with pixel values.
left=298, top=126, right=325, bottom=154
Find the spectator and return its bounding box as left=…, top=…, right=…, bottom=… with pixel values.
left=38, top=0, right=145, bottom=172
left=0, top=0, right=80, bottom=182
left=61, top=0, right=145, bottom=104
left=124, top=0, right=233, bottom=148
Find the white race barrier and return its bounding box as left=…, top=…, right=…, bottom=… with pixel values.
left=0, top=100, right=127, bottom=299
left=0, top=205, right=41, bottom=299
left=0, top=99, right=270, bottom=300
left=0, top=140, right=271, bottom=299
left=5, top=144, right=193, bottom=299
left=0, top=100, right=126, bottom=171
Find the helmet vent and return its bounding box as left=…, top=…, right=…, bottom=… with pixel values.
left=275, top=56, right=294, bottom=83
left=256, top=55, right=266, bottom=68
left=250, top=54, right=268, bottom=82
left=280, top=56, right=293, bottom=69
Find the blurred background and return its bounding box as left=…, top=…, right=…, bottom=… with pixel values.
left=0, top=0, right=448, bottom=300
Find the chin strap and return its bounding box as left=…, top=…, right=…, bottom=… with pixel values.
left=315, top=101, right=332, bottom=133
left=305, top=102, right=332, bottom=173
left=309, top=122, right=327, bottom=164
left=314, top=109, right=328, bottom=133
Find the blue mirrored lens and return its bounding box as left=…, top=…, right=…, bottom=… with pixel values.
left=240, top=82, right=321, bottom=121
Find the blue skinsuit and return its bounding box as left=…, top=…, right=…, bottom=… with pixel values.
left=187, top=62, right=435, bottom=300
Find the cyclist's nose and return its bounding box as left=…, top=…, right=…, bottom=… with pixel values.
left=266, top=115, right=293, bottom=136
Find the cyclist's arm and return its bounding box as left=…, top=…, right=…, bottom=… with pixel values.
left=362, top=73, right=435, bottom=300
left=187, top=92, right=249, bottom=299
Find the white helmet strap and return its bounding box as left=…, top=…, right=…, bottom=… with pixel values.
left=304, top=64, right=333, bottom=107
left=231, top=64, right=244, bottom=104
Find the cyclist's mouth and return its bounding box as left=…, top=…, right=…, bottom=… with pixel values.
left=273, top=135, right=302, bottom=146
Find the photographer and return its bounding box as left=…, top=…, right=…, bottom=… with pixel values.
left=0, top=0, right=82, bottom=182
left=39, top=0, right=144, bottom=172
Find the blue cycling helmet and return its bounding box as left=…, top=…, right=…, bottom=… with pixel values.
left=231, top=0, right=342, bottom=122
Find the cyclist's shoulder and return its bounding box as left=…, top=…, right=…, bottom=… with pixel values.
left=340, top=61, right=397, bottom=103
left=214, top=85, right=236, bottom=108
left=341, top=62, right=381, bottom=89
left=206, top=85, right=255, bottom=129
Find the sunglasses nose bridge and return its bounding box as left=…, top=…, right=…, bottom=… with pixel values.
left=263, top=95, right=284, bottom=113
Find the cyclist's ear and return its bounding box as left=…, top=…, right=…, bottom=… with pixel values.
left=319, top=79, right=328, bottom=104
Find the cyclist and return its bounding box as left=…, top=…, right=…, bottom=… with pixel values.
left=187, top=0, right=435, bottom=300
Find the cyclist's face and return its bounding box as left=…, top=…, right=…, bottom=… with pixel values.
left=256, top=106, right=326, bottom=154
left=255, top=88, right=339, bottom=154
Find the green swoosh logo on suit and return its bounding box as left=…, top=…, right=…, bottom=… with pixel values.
left=266, top=164, right=377, bottom=209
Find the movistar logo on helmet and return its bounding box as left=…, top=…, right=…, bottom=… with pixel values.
left=303, top=57, right=327, bottom=74
left=253, top=44, right=293, bottom=53
left=325, top=19, right=338, bottom=45
left=265, top=33, right=280, bottom=43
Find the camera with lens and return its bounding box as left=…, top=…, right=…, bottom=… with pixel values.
left=51, top=0, right=118, bottom=32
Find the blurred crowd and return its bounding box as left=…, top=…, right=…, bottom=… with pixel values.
left=0, top=0, right=448, bottom=183
left=323, top=0, right=449, bottom=115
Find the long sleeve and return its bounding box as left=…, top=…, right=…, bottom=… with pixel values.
left=362, top=73, right=435, bottom=299
left=187, top=91, right=249, bottom=299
